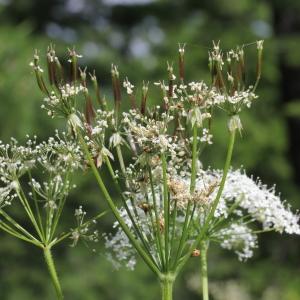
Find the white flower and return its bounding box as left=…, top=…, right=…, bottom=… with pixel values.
left=200, top=128, right=213, bottom=144
left=123, top=78, right=134, bottom=95
left=109, top=132, right=124, bottom=148
left=217, top=223, right=257, bottom=261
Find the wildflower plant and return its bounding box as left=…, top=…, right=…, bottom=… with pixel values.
left=0, top=133, right=105, bottom=299
left=28, top=40, right=300, bottom=300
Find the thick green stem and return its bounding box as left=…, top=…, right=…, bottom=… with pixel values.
left=160, top=274, right=175, bottom=300
left=43, top=247, right=63, bottom=300
left=200, top=241, right=209, bottom=300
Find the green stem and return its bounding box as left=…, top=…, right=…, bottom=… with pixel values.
left=160, top=273, right=175, bottom=300
left=16, top=188, right=44, bottom=242
left=161, top=153, right=170, bottom=268
left=173, top=125, right=198, bottom=267
left=28, top=170, right=44, bottom=238
left=204, top=130, right=236, bottom=226
left=115, top=145, right=129, bottom=187
left=200, top=241, right=209, bottom=300
left=190, top=125, right=198, bottom=192
left=149, top=167, right=166, bottom=269
left=79, top=134, right=161, bottom=276
left=43, top=247, right=63, bottom=299
left=105, top=157, right=158, bottom=267
left=176, top=129, right=236, bottom=274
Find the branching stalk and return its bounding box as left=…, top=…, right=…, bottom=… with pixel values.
left=160, top=273, right=175, bottom=300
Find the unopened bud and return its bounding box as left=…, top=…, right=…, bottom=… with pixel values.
left=256, top=40, right=264, bottom=81
left=178, top=43, right=185, bottom=81
left=141, top=81, right=149, bottom=115
left=68, top=47, right=82, bottom=83
left=228, top=114, right=242, bottom=133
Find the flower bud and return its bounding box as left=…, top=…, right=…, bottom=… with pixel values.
left=256, top=40, right=264, bottom=82
left=111, top=64, right=121, bottom=118
left=227, top=114, right=242, bottom=133
left=141, top=81, right=149, bottom=115
left=90, top=71, right=106, bottom=111
left=178, top=43, right=185, bottom=81
left=68, top=47, right=82, bottom=83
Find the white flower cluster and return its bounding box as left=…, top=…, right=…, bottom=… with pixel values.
left=82, top=109, right=118, bottom=167
left=0, top=133, right=83, bottom=208
left=30, top=175, right=74, bottom=210
left=104, top=168, right=300, bottom=268
left=41, top=84, right=86, bottom=119
left=104, top=202, right=142, bottom=270
left=217, top=223, right=258, bottom=261
left=70, top=206, right=99, bottom=247
left=89, top=110, right=114, bottom=139
left=37, top=131, right=84, bottom=173
left=216, top=169, right=300, bottom=234
left=0, top=137, right=38, bottom=207
left=122, top=110, right=176, bottom=157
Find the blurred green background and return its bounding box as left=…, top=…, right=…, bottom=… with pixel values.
left=0, top=0, right=300, bottom=299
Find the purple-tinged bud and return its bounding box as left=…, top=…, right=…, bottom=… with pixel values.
left=30, top=50, right=49, bottom=96
left=256, top=40, right=264, bottom=82
left=238, top=47, right=245, bottom=87
left=111, top=64, right=121, bottom=121
left=68, top=47, right=82, bottom=84
left=47, top=45, right=56, bottom=86
left=89, top=71, right=106, bottom=111
left=167, top=62, right=175, bottom=98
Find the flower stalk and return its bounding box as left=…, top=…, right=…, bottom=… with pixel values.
left=200, top=241, right=209, bottom=300
left=43, top=246, right=63, bottom=300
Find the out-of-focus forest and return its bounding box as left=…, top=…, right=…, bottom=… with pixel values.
left=0, top=0, right=299, bottom=299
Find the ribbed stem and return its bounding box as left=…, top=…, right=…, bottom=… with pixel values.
left=160, top=274, right=175, bottom=300
left=200, top=241, right=209, bottom=300
left=43, top=247, right=63, bottom=299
